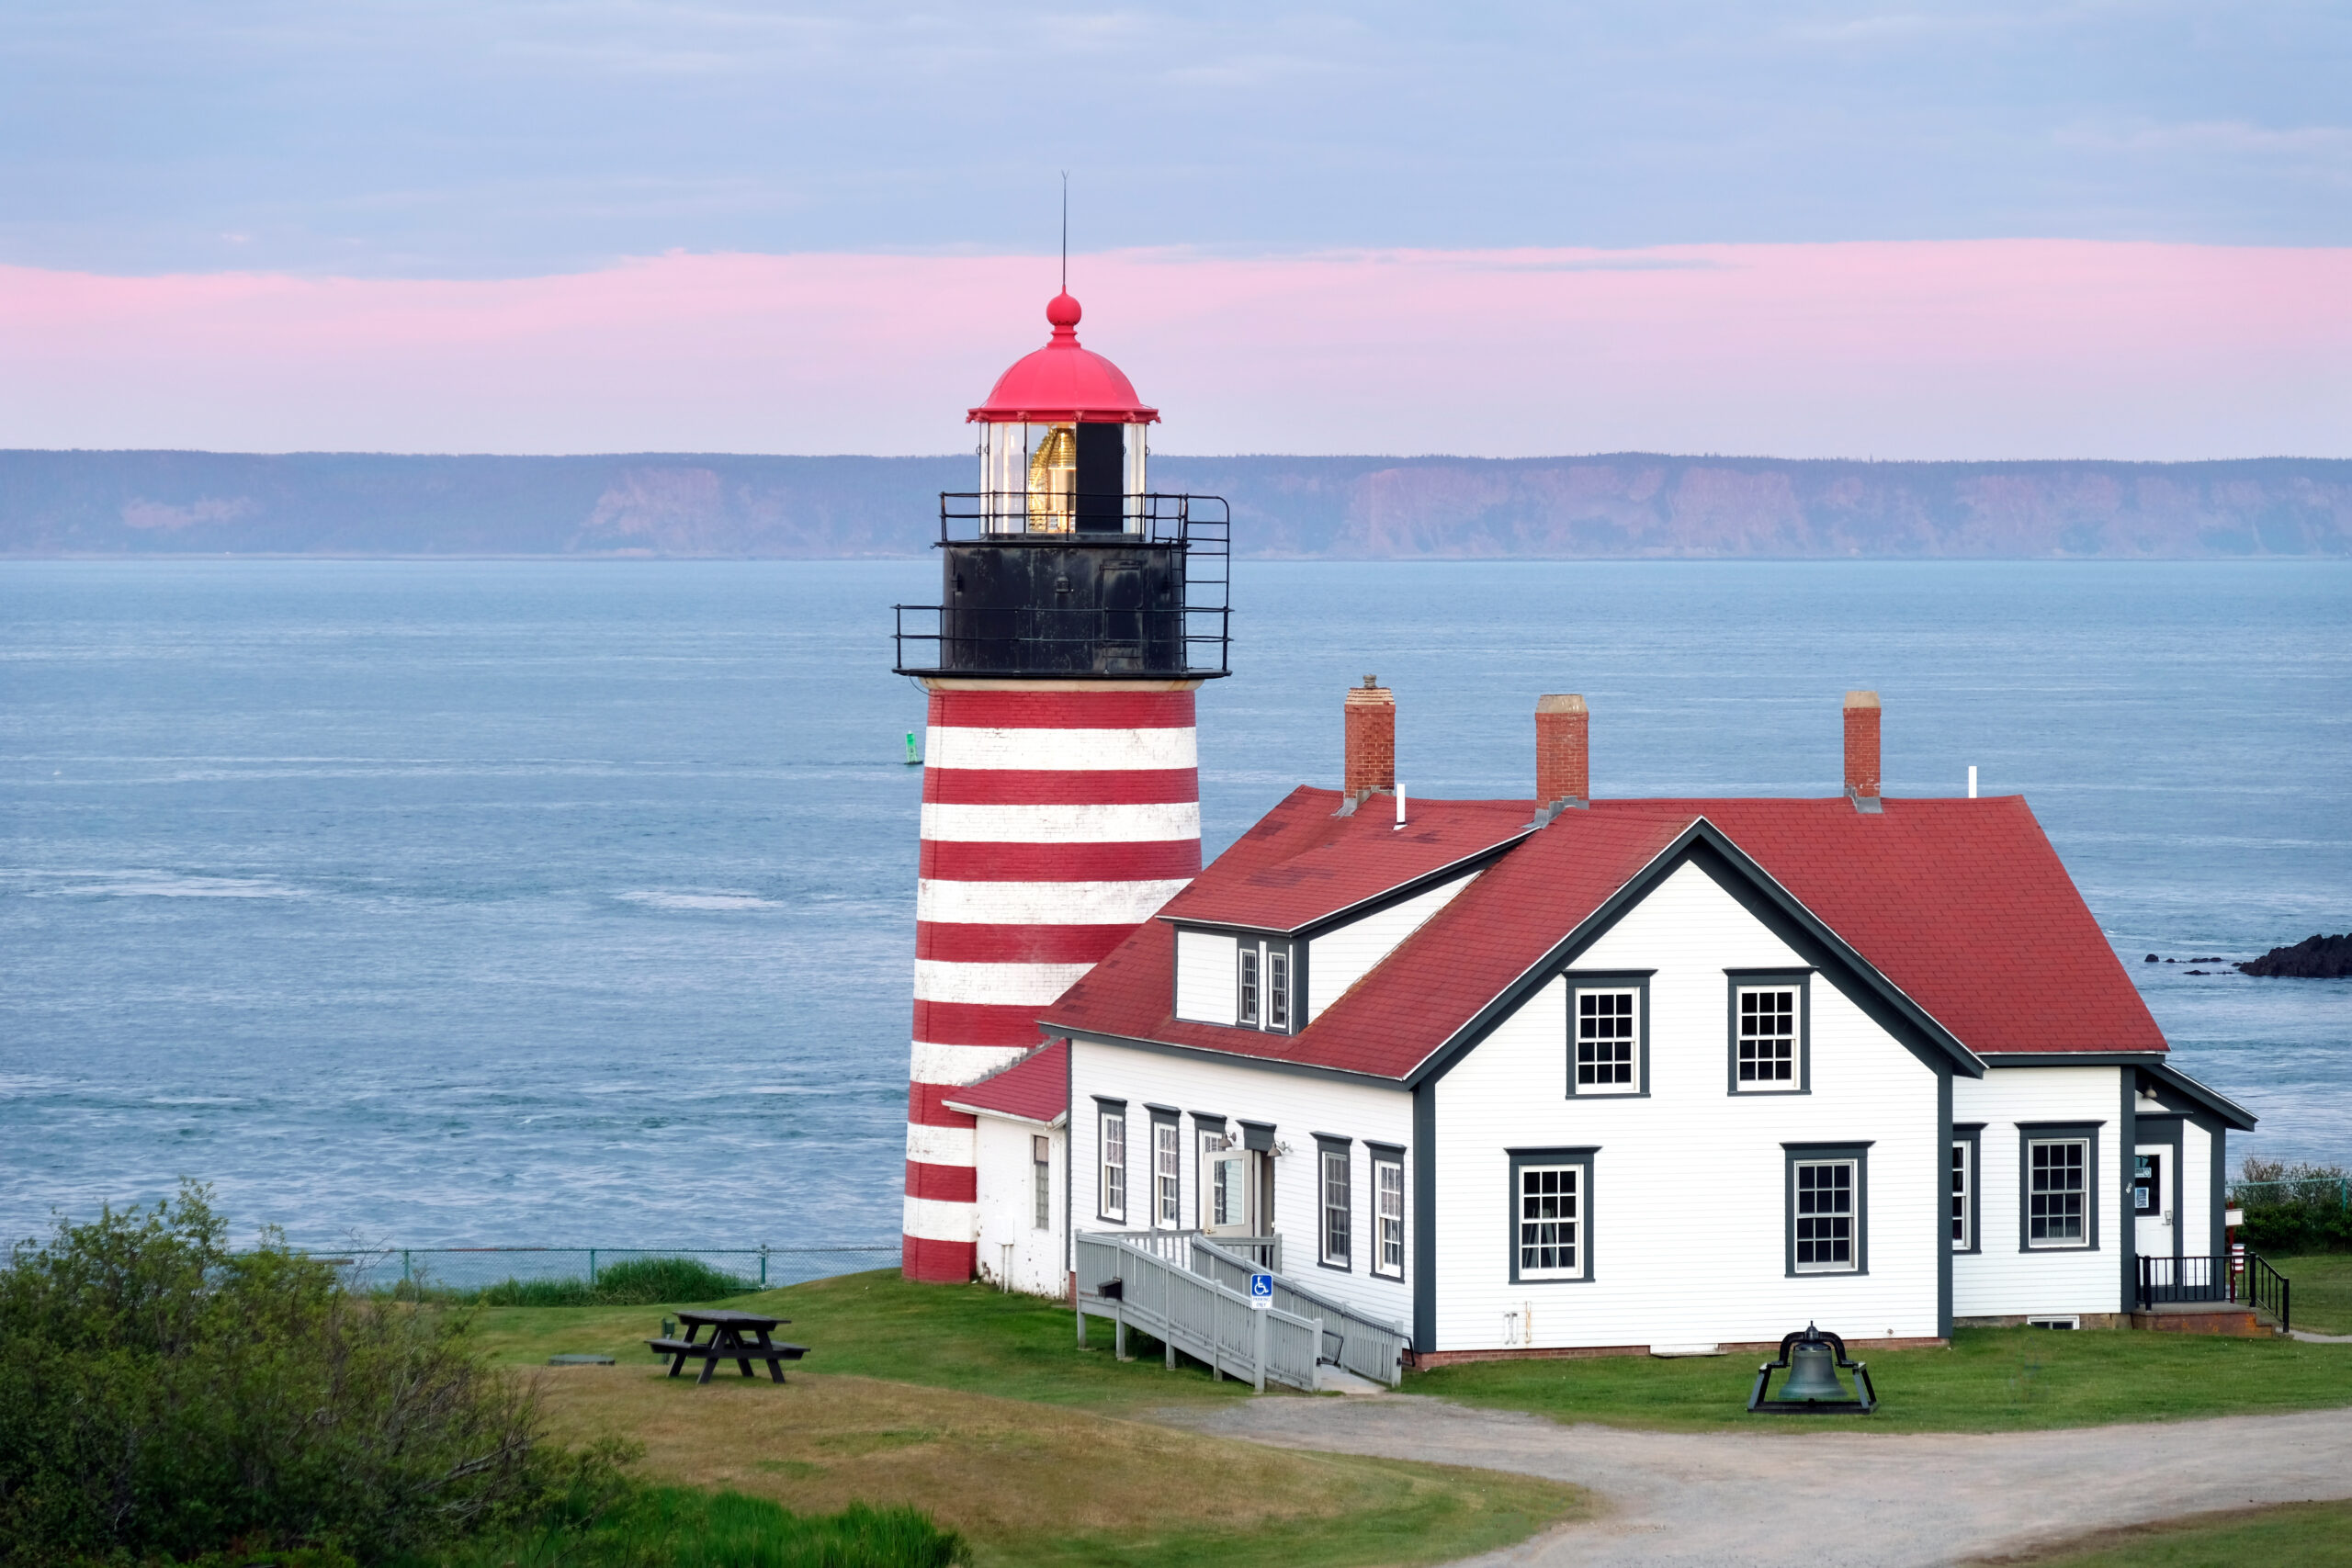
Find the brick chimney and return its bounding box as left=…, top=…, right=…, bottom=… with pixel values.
left=1344, top=676, right=1396, bottom=797
left=1843, top=690, right=1882, bottom=806
left=1535, top=694, right=1589, bottom=807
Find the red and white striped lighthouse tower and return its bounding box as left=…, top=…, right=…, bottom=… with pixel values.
left=892, top=291, right=1231, bottom=1281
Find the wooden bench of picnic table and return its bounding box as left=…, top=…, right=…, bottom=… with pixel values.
left=645, top=1308, right=807, bottom=1384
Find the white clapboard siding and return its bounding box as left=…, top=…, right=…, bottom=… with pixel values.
left=1952, top=1065, right=2129, bottom=1318
left=2179, top=1120, right=2213, bottom=1258
left=971, top=1113, right=1068, bottom=1298
left=1306, top=873, right=1477, bottom=1022
left=1069, top=1038, right=1415, bottom=1331
left=1432, top=860, right=1944, bottom=1352
left=1174, top=930, right=1240, bottom=1024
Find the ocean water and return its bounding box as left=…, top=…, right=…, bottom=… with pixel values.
left=2, top=558, right=2346, bottom=1250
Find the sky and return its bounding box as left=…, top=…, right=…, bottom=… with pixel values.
left=2, top=1, right=2347, bottom=457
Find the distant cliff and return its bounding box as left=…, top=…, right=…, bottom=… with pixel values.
left=4, top=451, right=2346, bottom=558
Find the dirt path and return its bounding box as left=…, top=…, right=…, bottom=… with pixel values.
left=1156, top=1396, right=2352, bottom=1566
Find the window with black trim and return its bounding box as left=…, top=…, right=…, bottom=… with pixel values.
left=1576, top=989, right=1638, bottom=1091
left=1196, top=1122, right=1227, bottom=1228
left=1951, top=1140, right=1973, bottom=1250
left=1033, top=1134, right=1053, bottom=1231
left=1783, top=1142, right=1869, bottom=1276
left=1151, top=1112, right=1181, bottom=1229
left=1317, top=1140, right=1351, bottom=1269
left=2029, top=1138, right=2089, bottom=1247
left=1268, top=948, right=1293, bottom=1031
left=1235, top=941, right=1295, bottom=1034
left=1509, top=1148, right=1595, bottom=1282
left=1370, top=1147, right=1405, bottom=1280
left=1238, top=947, right=1260, bottom=1025
left=1098, top=1108, right=1126, bottom=1224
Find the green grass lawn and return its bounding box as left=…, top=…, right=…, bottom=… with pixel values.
left=1986, top=1498, right=2352, bottom=1566
left=2270, top=1252, right=2352, bottom=1335
left=1416, top=1323, right=2352, bottom=1432
left=466, top=1269, right=2352, bottom=1435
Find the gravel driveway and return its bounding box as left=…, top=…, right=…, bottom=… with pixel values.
left=1158, top=1394, right=2352, bottom=1566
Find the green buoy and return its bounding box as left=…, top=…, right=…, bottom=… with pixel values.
left=905, top=730, right=922, bottom=766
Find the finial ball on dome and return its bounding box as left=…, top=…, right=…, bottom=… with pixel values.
left=1046, top=292, right=1082, bottom=330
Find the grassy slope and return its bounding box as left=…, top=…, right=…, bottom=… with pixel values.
left=2271, top=1252, right=2352, bottom=1335
left=1982, top=1498, right=2352, bottom=1566
left=1418, top=1323, right=2352, bottom=1432
left=476, top=1276, right=1583, bottom=1568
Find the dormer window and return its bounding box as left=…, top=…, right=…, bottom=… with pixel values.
left=1268, top=949, right=1292, bottom=1030
left=1172, top=928, right=1297, bottom=1034
left=1238, top=946, right=1260, bottom=1024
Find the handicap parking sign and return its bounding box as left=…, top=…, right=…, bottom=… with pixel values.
left=1248, top=1272, right=1273, bottom=1308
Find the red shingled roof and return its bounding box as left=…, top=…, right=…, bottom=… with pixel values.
left=1042, top=792, right=2166, bottom=1078
left=941, top=1041, right=1068, bottom=1124
left=1156, top=787, right=1532, bottom=932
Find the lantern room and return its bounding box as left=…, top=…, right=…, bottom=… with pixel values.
left=967, top=291, right=1156, bottom=535
left=891, top=290, right=1231, bottom=681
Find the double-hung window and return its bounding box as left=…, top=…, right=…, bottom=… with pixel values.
left=1317, top=1139, right=1351, bottom=1269
left=1570, top=981, right=1644, bottom=1094
left=1371, top=1147, right=1405, bottom=1280
left=2028, top=1137, right=2089, bottom=1247
left=1729, top=972, right=1808, bottom=1092
left=1235, top=941, right=1295, bottom=1033
left=1951, top=1141, right=1972, bottom=1250
left=1151, top=1113, right=1181, bottom=1228
left=1784, top=1142, right=1869, bottom=1276
left=1033, top=1134, right=1053, bottom=1231
left=1237, top=948, right=1261, bottom=1025
left=1268, top=948, right=1292, bottom=1031
left=1097, top=1106, right=1126, bottom=1224
left=1509, top=1148, right=1594, bottom=1282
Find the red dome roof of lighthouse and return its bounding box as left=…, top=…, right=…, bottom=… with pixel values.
left=967, top=293, right=1159, bottom=424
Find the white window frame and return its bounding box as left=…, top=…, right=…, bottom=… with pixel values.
left=1237, top=946, right=1260, bottom=1026
left=1152, top=1115, right=1182, bottom=1229
left=1730, top=976, right=1807, bottom=1093
left=1097, top=1108, right=1126, bottom=1224
left=1792, top=1158, right=1859, bottom=1274
left=1267, top=947, right=1293, bottom=1032
left=2027, top=1136, right=2090, bottom=1248
left=1372, top=1149, right=1405, bottom=1280
left=1510, top=1152, right=1591, bottom=1282
left=1572, top=985, right=1641, bottom=1094
left=1197, top=1125, right=1228, bottom=1229
left=1951, top=1139, right=1973, bottom=1251
left=1317, top=1141, right=1351, bottom=1269
left=1033, top=1134, right=1053, bottom=1232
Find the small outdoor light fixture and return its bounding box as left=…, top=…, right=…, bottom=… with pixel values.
left=1748, top=1322, right=1877, bottom=1414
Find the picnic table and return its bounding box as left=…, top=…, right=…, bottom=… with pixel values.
left=645, top=1309, right=808, bottom=1384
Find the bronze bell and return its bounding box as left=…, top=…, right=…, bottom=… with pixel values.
left=1781, top=1336, right=1849, bottom=1403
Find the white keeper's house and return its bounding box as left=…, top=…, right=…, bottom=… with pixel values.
left=955, top=682, right=2254, bottom=1361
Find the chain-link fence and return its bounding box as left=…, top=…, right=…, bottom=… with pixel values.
left=288, top=1244, right=899, bottom=1297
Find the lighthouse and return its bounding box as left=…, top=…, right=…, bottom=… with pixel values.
left=891, top=291, right=1231, bottom=1282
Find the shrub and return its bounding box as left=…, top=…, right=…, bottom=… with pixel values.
left=0, top=1184, right=544, bottom=1565
left=468, top=1257, right=753, bottom=1308
left=2234, top=1159, right=2352, bottom=1254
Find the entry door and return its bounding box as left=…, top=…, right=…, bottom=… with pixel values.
left=2132, top=1148, right=2171, bottom=1256
left=1204, top=1149, right=1256, bottom=1236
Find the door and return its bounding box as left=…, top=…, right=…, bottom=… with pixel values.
left=2133, top=1148, right=2171, bottom=1258
left=1204, top=1149, right=1256, bottom=1236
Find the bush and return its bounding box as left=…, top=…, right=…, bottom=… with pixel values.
left=2234, top=1159, right=2352, bottom=1254
left=467, top=1258, right=753, bottom=1309
left=0, top=1184, right=545, bottom=1565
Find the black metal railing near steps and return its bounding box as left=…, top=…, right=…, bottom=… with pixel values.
left=2136, top=1251, right=2290, bottom=1333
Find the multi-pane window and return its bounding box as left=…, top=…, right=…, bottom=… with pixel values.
left=1153, top=1119, right=1181, bottom=1227
left=1793, top=1159, right=1856, bottom=1272
left=1950, top=1141, right=1973, bottom=1250
left=1517, top=1166, right=1580, bottom=1278
left=1373, top=1153, right=1405, bottom=1280
left=1098, top=1111, right=1126, bottom=1223
left=1268, top=949, right=1292, bottom=1031
left=1237, top=948, right=1261, bottom=1025
left=1575, top=989, right=1638, bottom=1091
left=1033, top=1134, right=1053, bottom=1231
left=1319, top=1145, right=1351, bottom=1267
left=2029, top=1138, right=2088, bottom=1247
left=1736, top=987, right=1798, bottom=1088
left=1200, top=1129, right=1228, bottom=1227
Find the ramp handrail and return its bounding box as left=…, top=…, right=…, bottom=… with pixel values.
left=1073, top=1232, right=1320, bottom=1392
left=1189, top=1236, right=1407, bottom=1388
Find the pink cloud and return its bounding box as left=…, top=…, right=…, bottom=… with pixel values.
left=0, top=243, right=2344, bottom=459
